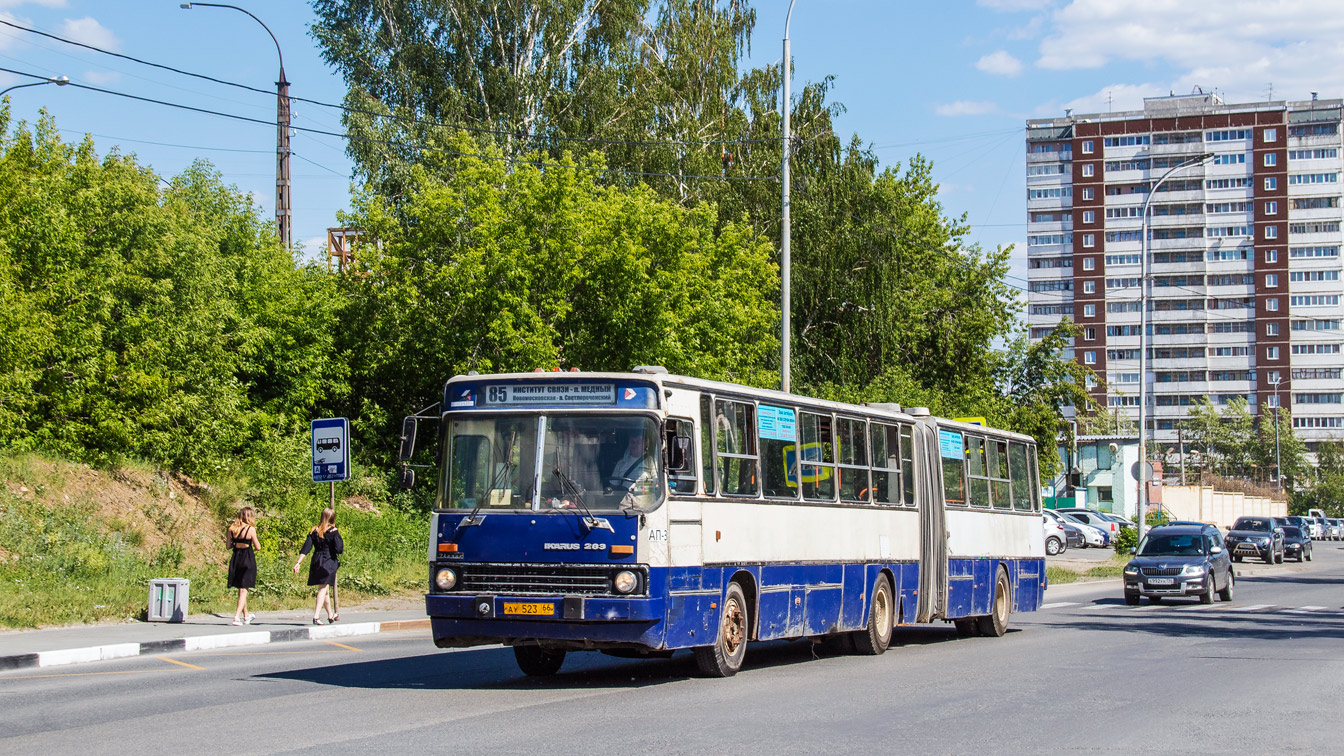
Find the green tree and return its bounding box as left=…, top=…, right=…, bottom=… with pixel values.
left=1253, top=402, right=1309, bottom=489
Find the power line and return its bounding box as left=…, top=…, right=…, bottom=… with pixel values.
left=0, top=17, right=771, bottom=151
left=57, top=129, right=271, bottom=154
left=0, top=65, right=779, bottom=184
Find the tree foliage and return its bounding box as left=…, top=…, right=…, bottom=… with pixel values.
left=1182, top=397, right=1309, bottom=487
left=0, top=109, right=345, bottom=475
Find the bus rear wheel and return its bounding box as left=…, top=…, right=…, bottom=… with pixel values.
left=694, top=582, right=748, bottom=677
left=976, top=568, right=1012, bottom=637
left=852, top=575, right=894, bottom=655
left=513, top=645, right=566, bottom=676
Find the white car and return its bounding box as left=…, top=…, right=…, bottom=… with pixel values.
left=1051, top=510, right=1107, bottom=548
left=1042, top=514, right=1070, bottom=556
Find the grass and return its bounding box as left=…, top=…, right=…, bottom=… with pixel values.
left=0, top=450, right=428, bottom=629
left=1046, top=553, right=1129, bottom=587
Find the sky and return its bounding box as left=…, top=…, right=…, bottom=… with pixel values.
left=4, top=0, right=1343, bottom=280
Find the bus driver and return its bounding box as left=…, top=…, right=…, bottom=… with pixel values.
left=607, top=432, right=652, bottom=493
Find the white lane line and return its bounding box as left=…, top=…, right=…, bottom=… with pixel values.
left=1225, top=604, right=1274, bottom=613
left=1174, top=603, right=1221, bottom=611
left=1040, top=602, right=1078, bottom=610
left=1282, top=606, right=1327, bottom=614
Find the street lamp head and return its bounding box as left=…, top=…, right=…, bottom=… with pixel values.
left=180, top=3, right=193, bottom=9
left=51, top=75, right=69, bottom=86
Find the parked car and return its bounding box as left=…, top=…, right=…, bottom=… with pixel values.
left=1056, top=508, right=1123, bottom=541
left=1281, top=526, right=1313, bottom=562
left=1123, top=525, right=1235, bottom=605
left=1044, top=509, right=1089, bottom=549
left=1307, top=509, right=1328, bottom=540
left=1096, top=512, right=1138, bottom=532
left=1224, top=516, right=1284, bottom=564
left=1042, top=514, right=1069, bottom=556
left=1328, top=519, right=1343, bottom=541
left=1285, top=515, right=1320, bottom=540
left=1050, top=510, right=1107, bottom=547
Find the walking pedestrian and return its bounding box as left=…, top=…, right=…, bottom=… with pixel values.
left=293, top=507, right=343, bottom=624
left=226, top=507, right=259, bottom=626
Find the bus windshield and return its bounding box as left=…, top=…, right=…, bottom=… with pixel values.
left=440, top=414, right=663, bottom=512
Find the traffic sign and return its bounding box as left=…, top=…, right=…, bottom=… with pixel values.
left=1130, top=460, right=1155, bottom=482
left=311, top=417, right=350, bottom=482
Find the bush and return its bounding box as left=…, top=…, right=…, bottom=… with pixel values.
left=1113, top=526, right=1139, bottom=554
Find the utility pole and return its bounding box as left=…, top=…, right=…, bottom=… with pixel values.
left=1177, top=424, right=1186, bottom=486
left=780, top=0, right=798, bottom=393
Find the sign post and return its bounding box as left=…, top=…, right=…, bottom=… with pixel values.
left=311, top=417, right=349, bottom=617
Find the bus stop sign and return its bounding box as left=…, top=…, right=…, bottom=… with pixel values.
left=311, top=417, right=350, bottom=482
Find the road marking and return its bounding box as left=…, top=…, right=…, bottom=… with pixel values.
left=324, top=641, right=362, bottom=652
left=1174, top=604, right=1221, bottom=611
left=192, top=650, right=350, bottom=657
left=156, top=656, right=204, bottom=670
left=1282, top=606, right=1326, bottom=614
left=1226, top=604, right=1274, bottom=612
left=1040, top=602, right=1078, bottom=609
left=0, top=669, right=163, bottom=680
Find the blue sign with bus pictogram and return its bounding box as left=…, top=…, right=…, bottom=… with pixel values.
left=311, top=417, right=350, bottom=482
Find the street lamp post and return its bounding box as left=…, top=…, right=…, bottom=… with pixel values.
left=180, top=3, right=290, bottom=250
left=1270, top=376, right=1282, bottom=489
left=780, top=0, right=798, bottom=393
left=1136, top=151, right=1213, bottom=543
left=0, top=74, right=69, bottom=98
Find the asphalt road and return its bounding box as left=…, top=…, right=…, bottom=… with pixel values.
left=4, top=545, right=1344, bottom=756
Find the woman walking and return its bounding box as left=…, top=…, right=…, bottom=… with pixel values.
left=226, top=507, right=259, bottom=626
left=294, top=507, right=343, bottom=624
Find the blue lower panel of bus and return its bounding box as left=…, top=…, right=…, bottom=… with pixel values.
left=426, top=558, right=1045, bottom=651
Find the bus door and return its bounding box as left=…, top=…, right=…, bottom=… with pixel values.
left=913, top=419, right=948, bottom=622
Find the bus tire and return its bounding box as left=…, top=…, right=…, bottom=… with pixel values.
left=513, top=645, right=565, bottom=677
left=694, top=582, right=748, bottom=677
left=852, top=575, right=894, bottom=655
left=976, top=568, right=1011, bottom=637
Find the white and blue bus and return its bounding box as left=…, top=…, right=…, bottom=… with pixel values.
left=400, top=368, right=1045, bottom=677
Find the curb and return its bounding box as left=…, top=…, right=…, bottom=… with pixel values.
left=0, top=618, right=431, bottom=672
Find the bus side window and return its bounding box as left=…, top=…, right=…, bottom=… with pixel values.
left=900, top=425, right=916, bottom=506
left=700, top=395, right=716, bottom=495
left=800, top=411, right=836, bottom=501
left=759, top=404, right=798, bottom=499
left=989, top=440, right=1012, bottom=509
left=836, top=417, right=870, bottom=503
left=667, top=418, right=696, bottom=495
left=1028, top=445, right=1042, bottom=511
left=939, top=429, right=967, bottom=506
left=716, top=399, right=759, bottom=497
left=966, top=435, right=990, bottom=508
left=869, top=422, right=901, bottom=505
left=1008, top=441, right=1032, bottom=511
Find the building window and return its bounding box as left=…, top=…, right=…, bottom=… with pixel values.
left=1082, top=163, right=1095, bottom=178
left=1268, top=394, right=1280, bottom=408
left=1266, top=322, right=1279, bottom=336
left=1083, top=234, right=1095, bottom=248
left=1084, top=351, right=1097, bottom=365
left=1265, top=249, right=1278, bottom=263
left=1267, top=346, right=1280, bottom=361
left=1264, top=176, right=1278, bottom=191
left=1082, top=210, right=1095, bottom=224
left=1082, top=140, right=1094, bottom=154
left=1267, top=298, right=1279, bottom=312
left=1082, top=187, right=1094, bottom=201
left=1083, top=256, right=1095, bottom=270
left=1083, top=303, right=1096, bottom=317
left=1265, top=200, right=1277, bottom=215
left=1265, top=273, right=1278, bottom=288
left=1264, top=128, right=1277, bottom=143
left=1266, top=226, right=1278, bottom=239
left=1264, top=153, right=1277, bottom=167
left=1084, top=327, right=1097, bottom=341
left=1268, top=370, right=1281, bottom=383
left=1083, top=281, right=1096, bottom=294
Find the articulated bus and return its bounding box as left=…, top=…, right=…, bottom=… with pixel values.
left=399, top=368, right=1045, bottom=677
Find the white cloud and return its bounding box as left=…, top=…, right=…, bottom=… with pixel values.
left=82, top=70, right=121, bottom=86
left=0, top=1, right=66, bottom=8
left=936, top=100, right=999, bottom=117
left=976, top=50, right=1024, bottom=77
left=978, top=0, right=1053, bottom=10
left=1034, top=1, right=1344, bottom=105
left=61, top=16, right=119, bottom=52
left=1006, top=16, right=1045, bottom=40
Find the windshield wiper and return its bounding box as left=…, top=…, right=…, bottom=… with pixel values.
left=461, top=436, right=519, bottom=528
left=550, top=465, right=613, bottom=533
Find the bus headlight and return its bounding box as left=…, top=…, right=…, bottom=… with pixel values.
left=434, top=567, right=458, bottom=591
left=613, top=570, right=638, bottom=594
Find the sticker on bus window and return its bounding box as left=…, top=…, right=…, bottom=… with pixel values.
left=758, top=405, right=797, bottom=441
left=939, top=429, right=964, bottom=459
left=783, top=443, right=833, bottom=486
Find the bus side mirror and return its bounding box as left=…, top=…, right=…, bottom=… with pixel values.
left=398, top=417, right=418, bottom=462
left=399, top=466, right=415, bottom=490
left=667, top=435, right=692, bottom=472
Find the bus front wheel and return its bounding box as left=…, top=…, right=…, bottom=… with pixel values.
left=513, top=645, right=566, bottom=677
left=694, top=582, right=748, bottom=677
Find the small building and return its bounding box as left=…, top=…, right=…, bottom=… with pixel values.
left=1045, top=435, right=1163, bottom=521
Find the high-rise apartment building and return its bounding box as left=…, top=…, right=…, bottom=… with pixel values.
left=1026, top=93, right=1344, bottom=451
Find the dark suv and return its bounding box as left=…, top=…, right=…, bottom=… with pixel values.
left=1123, top=525, right=1234, bottom=606
left=1224, top=516, right=1284, bottom=564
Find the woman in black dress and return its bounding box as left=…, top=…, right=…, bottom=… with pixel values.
left=226, top=507, right=259, bottom=625
left=293, top=507, right=343, bottom=624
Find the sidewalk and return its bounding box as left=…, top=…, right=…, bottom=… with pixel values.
left=0, top=605, right=431, bottom=671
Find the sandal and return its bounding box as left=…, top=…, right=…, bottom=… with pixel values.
left=312, top=618, right=326, bottom=625
left=231, top=618, right=243, bottom=626
left=329, top=614, right=339, bottom=624
left=244, top=613, right=256, bottom=625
